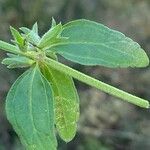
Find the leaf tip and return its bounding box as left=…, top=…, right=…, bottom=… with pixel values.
left=137, top=50, right=149, bottom=67
left=10, top=26, right=19, bottom=33
left=51, top=17, right=57, bottom=28
left=145, top=101, right=150, bottom=109
left=32, top=22, right=38, bottom=34
left=132, top=45, right=149, bottom=68
left=58, top=129, right=76, bottom=143
left=1, top=59, right=5, bottom=65
left=9, top=26, right=12, bottom=29
left=62, top=137, right=73, bottom=143
left=10, top=26, right=16, bottom=33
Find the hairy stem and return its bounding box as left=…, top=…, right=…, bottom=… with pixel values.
left=45, top=57, right=149, bottom=108
left=0, top=40, right=39, bottom=60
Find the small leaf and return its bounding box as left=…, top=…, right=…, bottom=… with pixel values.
left=27, top=32, right=40, bottom=46
left=6, top=66, right=57, bottom=149
left=2, top=55, right=35, bottom=68
left=20, top=26, right=40, bottom=46
left=46, top=52, right=58, bottom=60
left=47, top=19, right=149, bottom=68
left=7, top=53, right=16, bottom=58
left=0, top=40, right=19, bottom=54
left=40, top=63, right=80, bottom=142
left=32, top=22, right=38, bottom=35
left=20, top=27, right=31, bottom=35
left=38, top=23, right=63, bottom=49
left=51, top=17, right=57, bottom=28
left=10, top=26, right=24, bottom=47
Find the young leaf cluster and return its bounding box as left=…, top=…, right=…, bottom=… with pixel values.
left=0, top=18, right=149, bottom=150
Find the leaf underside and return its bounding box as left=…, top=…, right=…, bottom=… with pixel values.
left=40, top=63, right=79, bottom=142
left=0, top=40, right=19, bottom=54
left=6, top=66, right=57, bottom=150
left=2, top=55, right=35, bottom=68
left=47, top=19, right=149, bottom=68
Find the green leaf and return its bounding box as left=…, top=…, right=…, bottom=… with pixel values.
left=47, top=19, right=149, bottom=68
left=0, top=40, right=20, bottom=54
left=27, top=31, right=40, bottom=46
left=46, top=52, right=58, bottom=60
left=20, top=26, right=40, bottom=46
left=51, top=17, right=57, bottom=28
left=2, top=55, right=35, bottom=68
left=6, top=53, right=16, bottom=58
left=10, top=26, right=24, bottom=46
left=20, top=27, right=31, bottom=35
left=5, top=66, right=57, bottom=150
left=38, top=23, right=63, bottom=49
left=32, top=22, right=38, bottom=35
left=40, top=63, right=80, bottom=142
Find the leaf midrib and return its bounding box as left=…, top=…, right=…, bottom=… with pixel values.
left=48, top=41, right=139, bottom=59
left=29, top=67, right=45, bottom=148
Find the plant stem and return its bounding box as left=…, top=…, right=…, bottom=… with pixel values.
left=45, top=57, right=149, bottom=108
left=0, top=40, right=38, bottom=60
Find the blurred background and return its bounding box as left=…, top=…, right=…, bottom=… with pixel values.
left=0, top=0, right=150, bottom=150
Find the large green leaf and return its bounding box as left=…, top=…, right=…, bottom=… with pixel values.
left=40, top=63, right=79, bottom=142
left=6, top=66, right=57, bottom=150
left=46, top=19, right=149, bottom=68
